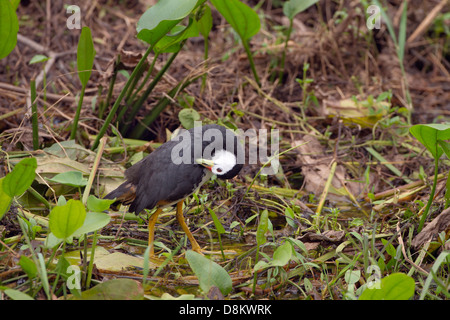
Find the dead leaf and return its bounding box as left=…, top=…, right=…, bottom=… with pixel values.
left=412, top=207, right=450, bottom=249
left=294, top=135, right=376, bottom=200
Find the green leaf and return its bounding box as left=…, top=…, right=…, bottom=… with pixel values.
left=19, top=255, right=38, bottom=279
left=208, top=208, right=225, bottom=234
left=49, top=199, right=86, bottom=240
left=72, top=211, right=111, bottom=237
left=437, top=140, right=450, bottom=160
left=3, top=289, right=34, bottom=300
left=178, top=108, right=200, bottom=129
left=345, top=269, right=361, bottom=285
left=29, top=54, right=49, bottom=64
left=397, top=1, right=407, bottom=63
left=283, top=0, right=319, bottom=20
left=137, top=0, right=201, bottom=45
left=271, top=241, right=292, bottom=267
left=70, top=279, right=144, bottom=300
left=256, top=209, right=269, bottom=246
left=198, top=4, right=212, bottom=38
left=47, top=171, right=88, bottom=187
left=77, top=26, right=96, bottom=86
left=410, top=124, right=450, bottom=160
left=359, top=273, right=415, bottom=300
left=254, top=241, right=292, bottom=271
left=284, top=207, right=296, bottom=228
left=0, top=177, right=12, bottom=221
left=0, top=0, right=19, bottom=60
left=153, top=19, right=199, bottom=53
left=86, top=195, right=115, bottom=212
left=3, top=157, right=37, bottom=197
left=210, top=0, right=260, bottom=41
left=186, top=250, right=232, bottom=295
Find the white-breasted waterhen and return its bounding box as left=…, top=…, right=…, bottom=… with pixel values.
left=105, top=124, right=244, bottom=257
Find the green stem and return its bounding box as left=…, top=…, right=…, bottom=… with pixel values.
left=85, top=231, right=98, bottom=289
left=70, top=84, right=86, bottom=140
left=100, top=55, right=121, bottom=120
left=418, top=157, right=439, bottom=232
left=126, top=52, right=159, bottom=106
left=121, top=49, right=181, bottom=136
left=129, top=74, right=202, bottom=139
left=201, top=37, right=209, bottom=93
left=242, top=39, right=260, bottom=87
left=278, top=18, right=293, bottom=83
left=30, top=79, right=39, bottom=150
left=91, top=45, right=154, bottom=150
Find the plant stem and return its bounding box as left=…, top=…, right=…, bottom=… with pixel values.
left=91, top=45, right=154, bottom=150
left=30, top=78, right=39, bottom=150
left=100, top=56, right=120, bottom=120
left=70, top=84, right=86, bottom=140
left=278, top=18, right=293, bottom=82
left=129, top=73, right=202, bottom=139
left=120, top=49, right=181, bottom=136
left=201, top=36, right=209, bottom=93
left=242, top=39, right=260, bottom=87
left=418, top=157, right=439, bottom=232
left=85, top=231, right=98, bottom=289
left=82, top=136, right=107, bottom=205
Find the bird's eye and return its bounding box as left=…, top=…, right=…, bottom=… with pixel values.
left=216, top=168, right=223, bottom=173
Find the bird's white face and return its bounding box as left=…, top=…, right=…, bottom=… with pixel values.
left=210, top=150, right=237, bottom=176
left=195, top=149, right=238, bottom=176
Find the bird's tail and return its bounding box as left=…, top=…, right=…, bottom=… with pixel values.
left=104, top=181, right=136, bottom=211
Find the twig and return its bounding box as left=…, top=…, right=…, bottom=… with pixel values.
left=396, top=222, right=429, bottom=275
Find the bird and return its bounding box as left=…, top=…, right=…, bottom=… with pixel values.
left=104, top=124, right=244, bottom=257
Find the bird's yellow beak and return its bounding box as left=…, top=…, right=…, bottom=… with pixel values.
left=195, top=158, right=215, bottom=170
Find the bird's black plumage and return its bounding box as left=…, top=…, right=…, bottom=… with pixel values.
left=105, top=124, right=244, bottom=214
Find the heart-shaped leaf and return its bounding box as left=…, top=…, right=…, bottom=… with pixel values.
left=47, top=171, right=88, bottom=187
left=210, top=0, right=260, bottom=41
left=186, top=250, right=232, bottom=296
left=283, top=0, right=319, bottom=20
left=359, top=273, right=415, bottom=300
left=72, top=211, right=111, bottom=237
left=410, top=124, right=450, bottom=160
left=49, top=199, right=86, bottom=240
left=3, top=157, right=37, bottom=197
left=137, top=0, right=200, bottom=46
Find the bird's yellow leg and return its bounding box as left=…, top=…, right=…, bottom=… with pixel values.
left=148, top=208, right=162, bottom=257
left=176, top=201, right=202, bottom=254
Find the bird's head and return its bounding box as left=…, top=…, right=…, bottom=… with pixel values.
left=196, top=149, right=242, bottom=179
